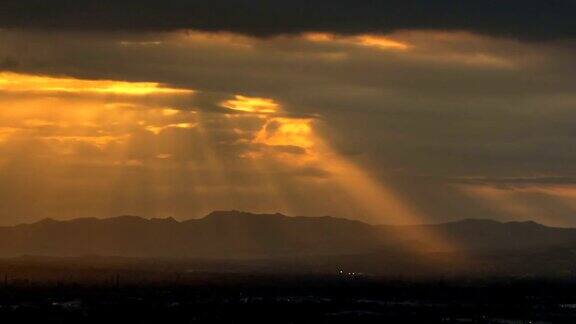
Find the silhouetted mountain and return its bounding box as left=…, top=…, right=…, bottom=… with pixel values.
left=0, top=211, right=381, bottom=258
left=1, top=211, right=576, bottom=260
left=411, top=218, right=576, bottom=251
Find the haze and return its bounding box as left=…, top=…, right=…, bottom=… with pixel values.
left=1, top=1, right=576, bottom=228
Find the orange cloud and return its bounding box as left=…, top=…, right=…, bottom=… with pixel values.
left=254, top=118, right=314, bottom=149
left=145, top=122, right=196, bottom=135
left=0, top=72, right=193, bottom=95
left=221, top=95, right=279, bottom=114
left=303, top=33, right=410, bottom=51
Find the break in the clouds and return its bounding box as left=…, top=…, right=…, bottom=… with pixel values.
left=1, top=2, right=576, bottom=227
left=1, top=0, right=576, bottom=41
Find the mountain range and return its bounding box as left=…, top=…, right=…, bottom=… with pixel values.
left=3, top=211, right=576, bottom=278
left=1, top=211, right=575, bottom=259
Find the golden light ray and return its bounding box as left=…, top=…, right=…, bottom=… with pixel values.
left=103, top=103, right=205, bottom=218
left=0, top=72, right=200, bottom=219
left=191, top=113, right=236, bottom=205
left=219, top=98, right=315, bottom=216
left=271, top=123, right=453, bottom=251
left=188, top=112, right=298, bottom=255
left=0, top=70, right=453, bottom=253
left=223, top=94, right=455, bottom=252
left=316, top=144, right=454, bottom=251
left=220, top=112, right=297, bottom=215
left=219, top=95, right=318, bottom=216
left=0, top=97, right=129, bottom=150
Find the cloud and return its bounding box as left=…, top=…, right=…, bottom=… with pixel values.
left=0, top=72, right=193, bottom=95
left=452, top=176, right=576, bottom=188
left=1, top=28, right=576, bottom=226
left=1, top=0, right=575, bottom=41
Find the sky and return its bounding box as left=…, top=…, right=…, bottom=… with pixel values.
left=0, top=1, right=576, bottom=227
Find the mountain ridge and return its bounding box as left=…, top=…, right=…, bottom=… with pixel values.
left=1, top=211, right=575, bottom=260
left=6, top=211, right=564, bottom=229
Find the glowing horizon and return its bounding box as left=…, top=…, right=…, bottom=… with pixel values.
left=0, top=26, right=573, bottom=245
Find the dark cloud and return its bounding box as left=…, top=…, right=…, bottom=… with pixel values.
left=452, top=176, right=576, bottom=188
left=1, top=0, right=575, bottom=41
left=2, top=27, right=576, bottom=225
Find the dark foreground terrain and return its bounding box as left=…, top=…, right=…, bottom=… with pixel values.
left=2, top=259, right=576, bottom=323
left=3, top=213, right=576, bottom=322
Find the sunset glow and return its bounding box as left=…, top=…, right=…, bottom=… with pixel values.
left=1, top=1, right=575, bottom=317
left=0, top=72, right=193, bottom=95
left=303, top=32, right=410, bottom=51
left=221, top=95, right=280, bottom=114
left=0, top=24, right=573, bottom=244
